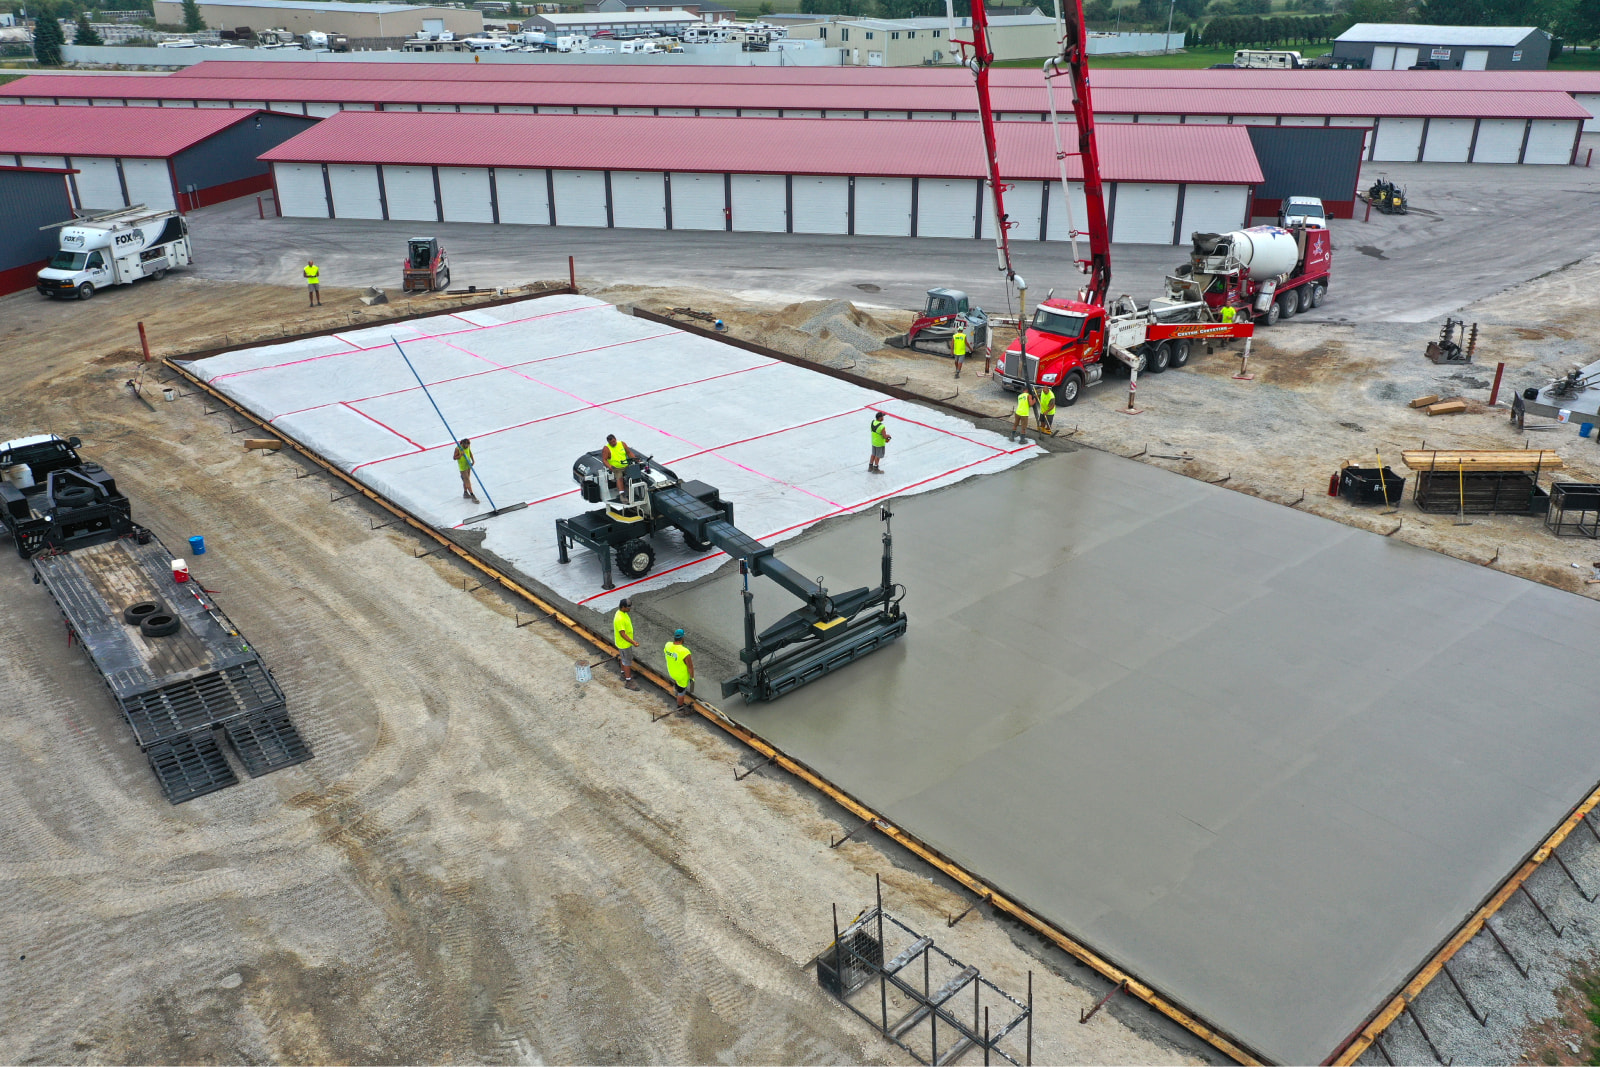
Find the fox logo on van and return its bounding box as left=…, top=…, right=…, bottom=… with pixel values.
left=114, top=232, right=143, bottom=248
left=62, top=233, right=83, bottom=247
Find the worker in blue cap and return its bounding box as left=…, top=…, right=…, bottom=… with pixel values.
left=663, top=628, right=694, bottom=711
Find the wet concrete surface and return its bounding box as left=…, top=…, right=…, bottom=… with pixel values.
left=637, top=448, right=1600, bottom=1064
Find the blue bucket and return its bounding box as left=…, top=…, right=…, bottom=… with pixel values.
left=188, top=535, right=206, bottom=555
left=1582, top=423, right=1595, bottom=439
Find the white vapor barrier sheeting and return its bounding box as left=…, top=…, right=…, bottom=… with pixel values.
left=185, top=295, right=1035, bottom=608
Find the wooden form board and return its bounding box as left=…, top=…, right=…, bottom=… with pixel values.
left=1401, top=450, right=1563, bottom=472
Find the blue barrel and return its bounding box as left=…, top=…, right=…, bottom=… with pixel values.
left=188, top=535, right=206, bottom=555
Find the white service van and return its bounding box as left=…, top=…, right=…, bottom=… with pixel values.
left=36, top=207, right=193, bottom=301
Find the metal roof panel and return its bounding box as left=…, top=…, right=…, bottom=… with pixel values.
left=0, top=103, right=263, bottom=157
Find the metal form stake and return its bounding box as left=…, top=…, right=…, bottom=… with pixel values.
left=1550, top=849, right=1596, bottom=902
left=1584, top=814, right=1600, bottom=845
left=984, top=1006, right=991, bottom=1067
left=1440, top=961, right=1487, bottom=1026
left=877, top=875, right=889, bottom=1037
left=1403, top=1001, right=1450, bottom=1065
left=568, top=254, right=576, bottom=290
left=1483, top=920, right=1529, bottom=978
left=830, top=818, right=874, bottom=849
left=1027, top=972, right=1032, bottom=1066
left=1518, top=884, right=1563, bottom=937
left=137, top=320, right=151, bottom=362
left=1080, top=979, right=1126, bottom=1024
left=734, top=753, right=777, bottom=781
left=947, top=892, right=988, bottom=928
left=1372, top=1033, right=1395, bottom=1066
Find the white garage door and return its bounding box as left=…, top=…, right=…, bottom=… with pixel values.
left=552, top=169, right=608, bottom=227
left=196, top=100, right=229, bottom=108
left=1372, top=117, right=1424, bottom=161
left=20, top=154, right=66, bottom=170
left=306, top=101, right=341, bottom=118
left=1328, top=116, right=1375, bottom=156
left=539, top=106, right=575, bottom=115
left=1280, top=116, right=1324, bottom=126
left=1394, top=47, right=1419, bottom=70
left=980, top=180, right=1043, bottom=243
left=328, top=163, right=383, bottom=219
left=422, top=104, right=457, bottom=113
left=382, top=165, right=438, bottom=222
left=791, top=176, right=848, bottom=234
left=1231, top=115, right=1275, bottom=126
left=499, top=105, right=535, bottom=114
left=1371, top=45, right=1396, bottom=69
left=1462, top=49, right=1489, bottom=70
left=1112, top=183, right=1179, bottom=244
left=669, top=172, right=725, bottom=231
left=268, top=101, right=305, bottom=115
left=853, top=178, right=912, bottom=236
left=161, top=99, right=196, bottom=108
left=1183, top=114, right=1228, bottom=124
left=383, top=104, right=421, bottom=112
left=341, top=102, right=374, bottom=111
left=729, top=174, right=786, bottom=233
left=1471, top=118, right=1525, bottom=163
left=496, top=168, right=550, bottom=225
left=72, top=156, right=125, bottom=210
left=610, top=170, right=666, bottom=229
left=439, top=167, right=493, bottom=223
left=459, top=105, right=494, bottom=114
left=121, top=158, right=175, bottom=211
left=1179, top=184, right=1248, bottom=239
left=916, top=178, right=978, bottom=239
left=1136, top=114, right=1181, bottom=124
left=1576, top=94, right=1600, bottom=133
left=273, top=162, right=327, bottom=218
left=1422, top=118, right=1474, bottom=162
left=1044, top=181, right=1089, bottom=243
left=1522, top=119, right=1576, bottom=164
left=577, top=106, right=612, bottom=115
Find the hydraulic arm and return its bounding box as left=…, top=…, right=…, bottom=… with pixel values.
left=1043, top=0, right=1112, bottom=308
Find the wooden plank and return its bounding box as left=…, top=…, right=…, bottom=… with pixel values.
left=243, top=438, right=283, bottom=451
left=1408, top=394, right=1440, bottom=408
left=1425, top=400, right=1467, bottom=416
left=1401, top=449, right=1563, bottom=472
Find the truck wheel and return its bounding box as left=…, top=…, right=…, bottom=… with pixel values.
left=616, top=538, right=655, bottom=579
left=1058, top=371, right=1084, bottom=407
left=1277, top=293, right=1296, bottom=320
left=151, top=268, right=167, bottom=281
left=681, top=527, right=711, bottom=552
left=1145, top=342, right=1170, bottom=375
left=1296, top=286, right=1312, bottom=313
left=1169, top=339, right=1192, bottom=368
left=1310, top=283, right=1326, bottom=308
left=1263, top=299, right=1281, bottom=326
left=76, top=283, right=95, bottom=301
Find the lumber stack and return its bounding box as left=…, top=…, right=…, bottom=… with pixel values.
left=1426, top=400, right=1468, bottom=416
left=1401, top=449, right=1563, bottom=472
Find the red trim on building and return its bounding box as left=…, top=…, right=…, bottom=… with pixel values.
left=187, top=171, right=273, bottom=209
left=1249, top=198, right=1355, bottom=220
left=0, top=259, right=48, bottom=297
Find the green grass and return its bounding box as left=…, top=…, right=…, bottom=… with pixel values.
left=1551, top=49, right=1600, bottom=71
left=993, top=42, right=1330, bottom=68
left=0, top=70, right=29, bottom=82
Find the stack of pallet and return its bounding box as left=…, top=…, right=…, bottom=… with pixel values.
left=1401, top=450, right=1561, bottom=516
left=1400, top=450, right=1563, bottom=472
left=1408, top=394, right=1468, bottom=417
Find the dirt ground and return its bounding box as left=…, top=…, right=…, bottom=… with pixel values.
left=0, top=276, right=1200, bottom=1065
left=600, top=252, right=1600, bottom=601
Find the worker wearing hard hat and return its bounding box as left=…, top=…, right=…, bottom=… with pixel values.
left=868, top=412, right=890, bottom=474
left=952, top=327, right=968, bottom=379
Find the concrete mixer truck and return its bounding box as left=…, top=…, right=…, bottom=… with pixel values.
left=1171, top=222, right=1332, bottom=327
left=36, top=206, right=192, bottom=301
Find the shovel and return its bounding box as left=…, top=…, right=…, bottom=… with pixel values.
left=1374, top=449, right=1398, bottom=515
left=1454, top=458, right=1473, bottom=526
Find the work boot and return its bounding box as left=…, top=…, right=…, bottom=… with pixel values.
left=624, top=679, right=640, bottom=691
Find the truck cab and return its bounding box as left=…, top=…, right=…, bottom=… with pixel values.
left=1000, top=299, right=1107, bottom=403
left=1277, top=196, right=1326, bottom=229
left=0, top=434, right=132, bottom=557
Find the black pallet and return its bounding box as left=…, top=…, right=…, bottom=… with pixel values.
left=146, top=732, right=238, bottom=805
left=224, top=710, right=313, bottom=777
left=120, top=660, right=286, bottom=746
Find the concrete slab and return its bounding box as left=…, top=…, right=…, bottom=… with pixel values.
left=641, top=448, right=1600, bottom=1064
left=185, top=294, right=1036, bottom=608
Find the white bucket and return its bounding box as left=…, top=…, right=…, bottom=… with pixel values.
left=5, top=464, right=33, bottom=490
left=574, top=660, right=592, bottom=683
left=171, top=559, right=190, bottom=583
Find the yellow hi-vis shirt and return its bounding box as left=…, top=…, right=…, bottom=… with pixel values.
left=1038, top=388, right=1056, bottom=416
left=871, top=419, right=888, bottom=447
left=1015, top=392, right=1032, bottom=417
left=952, top=332, right=968, bottom=357
left=303, top=264, right=320, bottom=283
left=1220, top=305, right=1236, bottom=323
left=605, top=440, right=629, bottom=469
left=613, top=608, right=634, bottom=649
left=454, top=445, right=473, bottom=472
left=663, top=640, right=691, bottom=686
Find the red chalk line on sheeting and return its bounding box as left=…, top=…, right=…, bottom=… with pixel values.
left=209, top=300, right=613, bottom=382
left=339, top=401, right=426, bottom=452
left=573, top=443, right=1033, bottom=606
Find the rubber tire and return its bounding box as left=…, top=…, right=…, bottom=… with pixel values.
left=616, top=538, right=655, bottom=579
left=434, top=267, right=450, bottom=292
left=1169, top=339, right=1192, bottom=369
left=1263, top=299, right=1281, bottom=326
left=1278, top=293, right=1297, bottom=321
left=139, top=612, right=180, bottom=638
left=1145, top=342, right=1170, bottom=375
left=681, top=527, right=711, bottom=552
left=77, top=283, right=95, bottom=301
left=123, top=600, right=163, bottom=625
left=1310, top=283, right=1326, bottom=308
left=53, top=485, right=95, bottom=509
left=1058, top=371, right=1084, bottom=407
left=151, top=268, right=167, bottom=281
left=1296, top=286, right=1312, bottom=313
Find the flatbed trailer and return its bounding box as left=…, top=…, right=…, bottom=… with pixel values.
left=33, top=532, right=311, bottom=803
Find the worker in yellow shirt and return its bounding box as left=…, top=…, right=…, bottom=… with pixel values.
left=663, top=628, right=694, bottom=711
left=951, top=327, right=968, bottom=379
left=603, top=433, right=637, bottom=496
left=1011, top=390, right=1035, bottom=442
left=614, top=597, right=640, bottom=691
left=1037, top=386, right=1056, bottom=435
left=452, top=438, right=478, bottom=502
left=1220, top=304, right=1236, bottom=325
left=303, top=259, right=321, bottom=307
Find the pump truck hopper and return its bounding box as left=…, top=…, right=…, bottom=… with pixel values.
left=556, top=449, right=906, bottom=703
left=401, top=237, right=451, bottom=292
